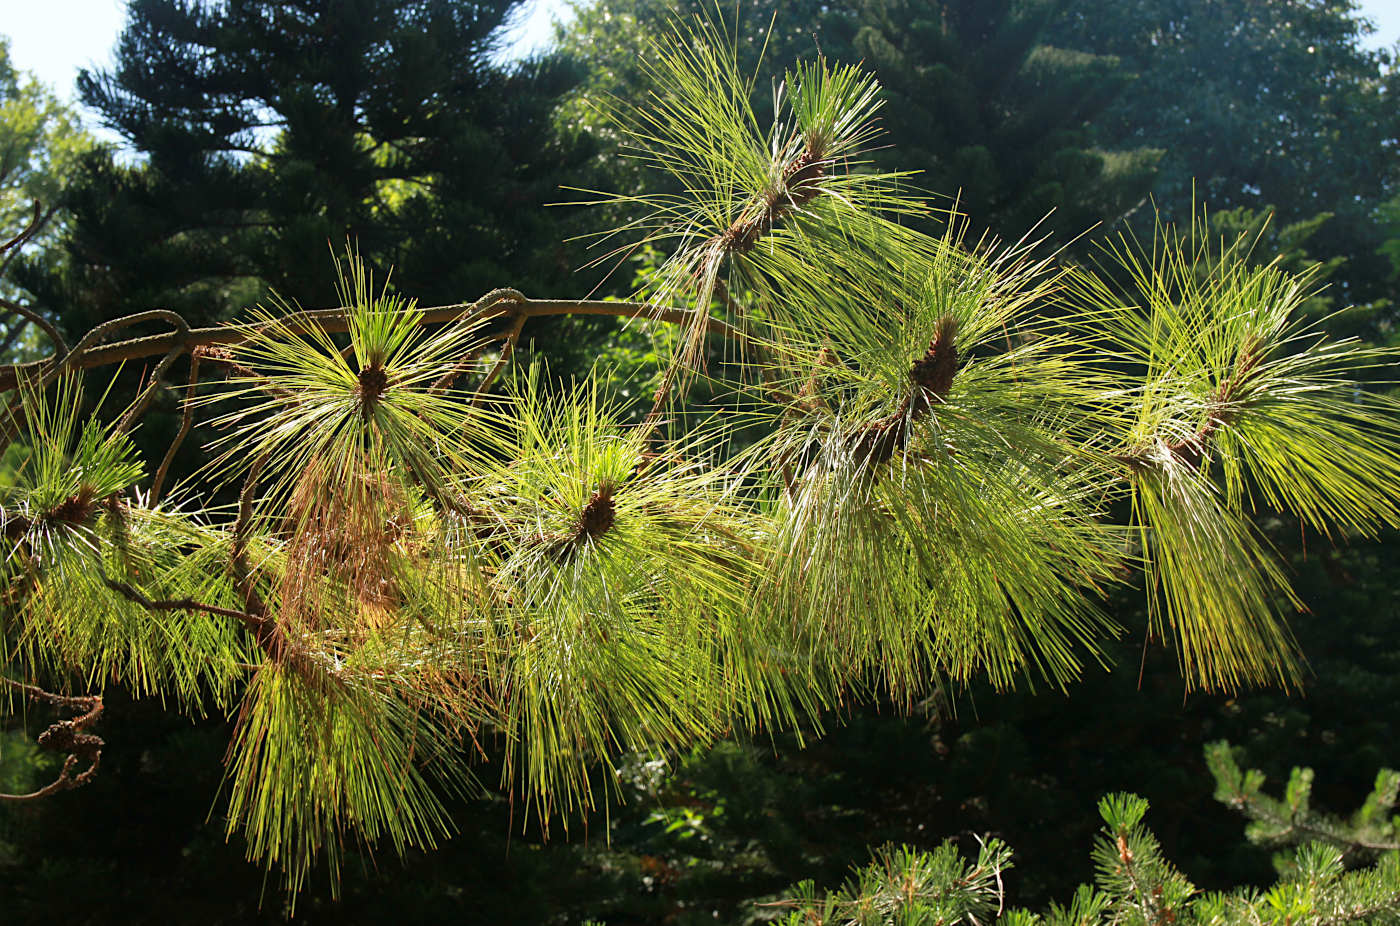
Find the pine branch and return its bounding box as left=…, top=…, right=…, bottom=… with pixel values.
left=0, top=295, right=743, bottom=395
left=1207, top=741, right=1400, bottom=858
left=0, top=678, right=104, bottom=802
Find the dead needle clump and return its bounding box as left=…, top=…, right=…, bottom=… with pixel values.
left=357, top=364, right=389, bottom=413
left=576, top=485, right=617, bottom=541
left=46, top=485, right=99, bottom=526
left=849, top=316, right=960, bottom=466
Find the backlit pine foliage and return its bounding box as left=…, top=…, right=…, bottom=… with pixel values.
left=3, top=16, right=1400, bottom=900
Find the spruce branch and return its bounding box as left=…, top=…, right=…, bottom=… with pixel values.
left=776, top=758, right=1400, bottom=925
left=1207, top=741, right=1400, bottom=860
left=0, top=296, right=67, bottom=360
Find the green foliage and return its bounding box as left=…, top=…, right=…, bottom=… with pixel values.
left=0, top=37, right=96, bottom=358
left=0, top=38, right=92, bottom=247
left=1067, top=214, right=1400, bottom=688
left=224, top=663, right=468, bottom=899
left=15, top=0, right=597, bottom=339
left=779, top=839, right=1016, bottom=925
left=778, top=750, right=1400, bottom=924
left=1, top=377, right=249, bottom=709
left=3, top=12, right=1400, bottom=907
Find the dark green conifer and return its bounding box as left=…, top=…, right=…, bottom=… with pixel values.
left=18, top=0, right=595, bottom=339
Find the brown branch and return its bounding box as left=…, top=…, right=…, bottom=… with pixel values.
left=470, top=312, right=528, bottom=407
left=429, top=289, right=526, bottom=394
left=150, top=352, right=202, bottom=504
left=116, top=328, right=191, bottom=434
left=848, top=316, right=960, bottom=467
left=0, top=200, right=45, bottom=256
left=100, top=575, right=272, bottom=639
left=1115, top=338, right=1265, bottom=472
left=0, top=309, right=194, bottom=451
left=57, top=309, right=192, bottom=382
left=646, top=148, right=830, bottom=428
left=0, top=677, right=104, bottom=802
left=0, top=295, right=742, bottom=396
left=0, top=296, right=68, bottom=359
left=715, top=145, right=829, bottom=256
left=0, top=200, right=58, bottom=281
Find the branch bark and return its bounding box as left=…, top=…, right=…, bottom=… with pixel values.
left=0, top=294, right=742, bottom=395
left=0, top=678, right=104, bottom=802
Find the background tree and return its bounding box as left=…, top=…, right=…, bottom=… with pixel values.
left=561, top=0, right=1161, bottom=245
left=0, top=38, right=94, bottom=359
left=14, top=0, right=599, bottom=342
left=1047, top=0, right=1400, bottom=315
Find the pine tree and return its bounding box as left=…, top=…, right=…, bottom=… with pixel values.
left=847, top=0, right=1161, bottom=241
left=1046, top=0, right=1400, bottom=311
left=3, top=16, right=1400, bottom=903
left=14, top=0, right=595, bottom=340
left=563, top=0, right=1161, bottom=244
left=775, top=746, right=1400, bottom=924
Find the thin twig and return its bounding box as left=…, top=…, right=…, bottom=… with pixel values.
left=0, top=296, right=68, bottom=359
left=100, top=575, right=272, bottom=638
left=1, top=677, right=96, bottom=711
left=150, top=352, right=202, bottom=504
left=471, top=312, right=528, bottom=407
left=639, top=359, right=682, bottom=439
left=0, top=296, right=743, bottom=395
left=430, top=289, right=526, bottom=395
left=0, top=200, right=44, bottom=255
left=0, top=308, right=194, bottom=450
left=0, top=200, right=57, bottom=281
left=117, top=334, right=190, bottom=433
left=230, top=452, right=277, bottom=658
left=0, top=677, right=104, bottom=802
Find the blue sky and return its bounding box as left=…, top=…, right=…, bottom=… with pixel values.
left=1, top=0, right=564, bottom=102
left=3, top=0, right=1399, bottom=113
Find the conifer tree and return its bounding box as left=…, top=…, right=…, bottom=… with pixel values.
left=776, top=746, right=1400, bottom=924
left=14, top=0, right=594, bottom=340
left=3, top=16, right=1400, bottom=904
left=563, top=0, right=1161, bottom=243
left=1046, top=0, right=1400, bottom=310
left=846, top=0, right=1160, bottom=240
